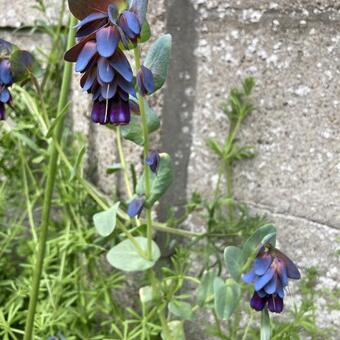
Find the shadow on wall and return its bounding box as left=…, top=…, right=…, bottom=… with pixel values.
left=158, top=0, right=198, bottom=222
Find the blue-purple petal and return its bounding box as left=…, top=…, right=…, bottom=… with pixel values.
left=141, top=65, right=154, bottom=93
left=264, top=275, right=278, bottom=295
left=109, top=98, right=131, bottom=125
left=98, top=57, right=114, bottom=83
left=108, top=4, right=119, bottom=24
left=0, top=87, right=11, bottom=103
left=96, top=26, right=119, bottom=58
left=0, top=60, right=13, bottom=85
left=110, top=50, right=133, bottom=82
left=242, top=269, right=256, bottom=284
left=254, top=254, right=273, bottom=276
left=0, top=102, right=5, bottom=120
left=75, top=41, right=97, bottom=72
left=91, top=101, right=108, bottom=125
left=254, top=267, right=275, bottom=291
left=122, top=10, right=141, bottom=34
left=101, top=83, right=117, bottom=99
left=128, top=196, right=144, bottom=218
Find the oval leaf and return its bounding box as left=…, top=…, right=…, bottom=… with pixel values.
left=93, top=202, right=120, bottom=237
left=119, top=100, right=160, bottom=145
left=144, top=34, right=172, bottom=92
left=136, top=153, right=173, bottom=208
left=224, top=246, right=245, bottom=281
left=107, top=236, right=160, bottom=271
left=196, top=271, right=216, bottom=306
left=161, top=321, right=186, bottom=340
left=242, top=224, right=277, bottom=260
left=214, top=278, right=241, bottom=320
left=168, top=301, right=193, bottom=321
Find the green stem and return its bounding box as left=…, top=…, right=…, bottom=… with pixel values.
left=225, top=159, right=233, bottom=222
left=133, top=46, right=153, bottom=259
left=115, top=126, right=133, bottom=199
left=24, top=16, right=76, bottom=340
left=261, top=308, right=271, bottom=340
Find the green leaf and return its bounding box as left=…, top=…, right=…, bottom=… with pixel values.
left=70, top=145, right=86, bottom=181
left=242, top=224, right=277, bottom=260
left=261, top=309, right=271, bottom=340
left=120, top=100, right=160, bottom=145
left=139, top=286, right=154, bottom=304
left=144, top=34, right=172, bottom=92
left=196, top=271, right=216, bottom=306
left=224, top=246, right=245, bottom=281
left=214, top=278, right=241, bottom=320
left=161, top=321, right=186, bottom=340
left=93, top=202, right=120, bottom=237
left=139, top=20, right=151, bottom=43
left=136, top=153, right=173, bottom=208
left=107, top=236, right=160, bottom=272
left=168, top=301, right=193, bottom=321
left=207, top=139, right=224, bottom=158
left=45, top=104, right=69, bottom=139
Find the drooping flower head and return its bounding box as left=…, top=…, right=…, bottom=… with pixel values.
left=243, top=244, right=301, bottom=313
left=145, top=150, right=160, bottom=174
left=65, top=0, right=151, bottom=126
left=128, top=196, right=145, bottom=218
left=0, top=39, right=34, bottom=120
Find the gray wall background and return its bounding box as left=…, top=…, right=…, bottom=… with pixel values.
left=1, top=0, right=339, bottom=334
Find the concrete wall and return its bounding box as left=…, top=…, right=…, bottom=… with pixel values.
left=1, top=0, right=339, bottom=335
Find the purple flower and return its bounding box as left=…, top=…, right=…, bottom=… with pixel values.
left=243, top=245, right=300, bottom=313
left=145, top=151, right=160, bottom=174
left=128, top=196, right=145, bottom=218
left=0, top=39, right=33, bottom=120
left=137, top=65, right=155, bottom=96
left=65, top=2, right=145, bottom=125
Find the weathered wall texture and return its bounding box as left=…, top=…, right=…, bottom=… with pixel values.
left=1, top=0, right=339, bottom=336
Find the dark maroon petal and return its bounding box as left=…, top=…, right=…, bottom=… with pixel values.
left=129, top=99, right=140, bottom=115
left=75, top=12, right=107, bottom=28
left=64, top=34, right=95, bottom=62
left=109, top=98, right=130, bottom=125
left=98, top=57, right=114, bottom=83
left=110, top=50, right=133, bottom=82
left=76, top=19, right=108, bottom=38
left=128, top=196, right=144, bottom=217
left=118, top=89, right=129, bottom=101
left=0, top=87, right=11, bottom=103
left=0, top=60, right=13, bottom=85
left=0, top=102, right=5, bottom=120
left=101, top=83, right=117, bottom=99
left=68, top=0, right=122, bottom=20
left=268, top=295, right=284, bottom=313
left=75, top=41, right=97, bottom=72
left=122, top=10, right=141, bottom=34
left=274, top=249, right=301, bottom=280
left=81, top=65, right=97, bottom=91
left=96, top=26, right=119, bottom=58
left=250, top=292, right=267, bottom=311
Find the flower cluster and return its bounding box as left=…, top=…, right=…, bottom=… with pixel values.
left=0, top=39, right=14, bottom=120
left=65, top=0, right=154, bottom=125
left=243, top=244, right=301, bottom=313
left=0, top=39, right=34, bottom=120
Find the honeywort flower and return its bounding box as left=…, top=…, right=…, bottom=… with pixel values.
left=0, top=39, right=34, bottom=120
left=128, top=196, right=145, bottom=218
left=145, top=150, right=160, bottom=174
left=136, top=65, right=154, bottom=96
left=65, top=0, right=146, bottom=125
left=243, top=244, right=300, bottom=313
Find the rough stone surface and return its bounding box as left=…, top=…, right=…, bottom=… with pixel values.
left=1, top=0, right=339, bottom=337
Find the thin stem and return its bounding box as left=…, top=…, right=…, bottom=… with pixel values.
left=24, top=16, right=76, bottom=340
left=133, top=46, right=153, bottom=259
left=115, top=127, right=133, bottom=198
left=225, top=159, right=233, bottom=222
